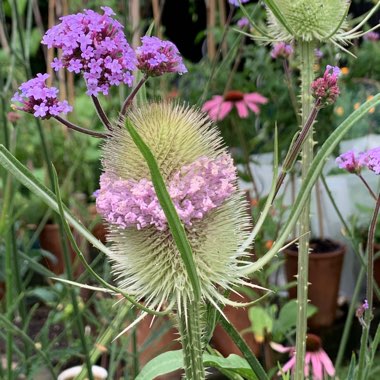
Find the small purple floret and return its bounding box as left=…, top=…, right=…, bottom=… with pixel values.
left=360, top=147, right=380, bottom=175
left=95, top=155, right=236, bottom=231
left=229, top=0, right=250, bottom=6
left=42, top=8, right=137, bottom=96
left=136, top=36, right=187, bottom=77
left=336, top=150, right=364, bottom=174
left=12, top=73, right=72, bottom=119
left=270, top=42, right=293, bottom=59
left=363, top=299, right=369, bottom=310
left=237, top=17, right=249, bottom=29
left=364, top=32, right=380, bottom=41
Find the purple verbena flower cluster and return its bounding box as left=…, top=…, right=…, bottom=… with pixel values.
left=42, top=7, right=137, bottom=96
left=270, top=42, right=293, bottom=59
left=11, top=73, right=72, bottom=118
left=228, top=0, right=250, bottom=6
left=136, top=36, right=187, bottom=77
left=311, top=65, right=341, bottom=106
left=364, top=31, right=379, bottom=41
left=314, top=48, right=324, bottom=60
left=95, top=154, right=236, bottom=231
left=336, top=147, right=380, bottom=175
left=237, top=17, right=249, bottom=29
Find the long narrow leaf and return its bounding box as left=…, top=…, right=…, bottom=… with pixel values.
left=124, top=119, right=201, bottom=301
left=0, top=145, right=111, bottom=256
left=242, top=93, right=380, bottom=274
left=262, top=0, right=295, bottom=37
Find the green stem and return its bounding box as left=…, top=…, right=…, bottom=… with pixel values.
left=177, top=300, right=205, bottom=380
left=357, top=191, right=380, bottom=379
left=294, top=40, right=315, bottom=380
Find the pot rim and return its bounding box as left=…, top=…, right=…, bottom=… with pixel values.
left=57, top=365, right=108, bottom=380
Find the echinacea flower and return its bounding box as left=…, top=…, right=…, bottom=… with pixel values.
left=11, top=73, right=72, bottom=119
left=135, top=36, right=187, bottom=77
left=202, top=90, right=268, bottom=121
left=271, top=334, right=335, bottom=380
left=42, top=7, right=136, bottom=96
left=270, top=42, right=293, bottom=59
left=336, top=150, right=364, bottom=173
left=95, top=102, right=253, bottom=311
left=311, top=65, right=341, bottom=106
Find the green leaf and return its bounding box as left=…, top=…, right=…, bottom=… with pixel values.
left=346, top=353, right=356, bottom=380
left=0, top=145, right=111, bottom=257
left=136, top=351, right=258, bottom=380
left=248, top=306, right=273, bottom=343
left=124, top=119, right=201, bottom=301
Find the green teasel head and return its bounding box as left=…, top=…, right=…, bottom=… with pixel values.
left=96, top=102, right=253, bottom=311
left=266, top=0, right=350, bottom=43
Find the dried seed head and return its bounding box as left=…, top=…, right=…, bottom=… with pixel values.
left=97, top=102, right=251, bottom=308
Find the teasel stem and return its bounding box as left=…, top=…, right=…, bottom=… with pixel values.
left=177, top=299, right=205, bottom=380
left=294, top=40, right=315, bottom=380
left=119, top=74, right=149, bottom=119
left=357, top=191, right=380, bottom=379
left=91, top=95, right=113, bottom=131
left=53, top=116, right=109, bottom=138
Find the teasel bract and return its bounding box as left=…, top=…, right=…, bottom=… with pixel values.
left=95, top=101, right=254, bottom=317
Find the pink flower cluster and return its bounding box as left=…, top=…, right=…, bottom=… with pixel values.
left=311, top=65, right=341, bottom=106
left=12, top=73, right=72, bottom=118
left=270, top=42, right=293, bottom=59
left=42, top=6, right=137, bottom=96
left=336, top=147, right=380, bottom=175
left=95, top=155, right=237, bottom=231
left=136, top=36, right=187, bottom=77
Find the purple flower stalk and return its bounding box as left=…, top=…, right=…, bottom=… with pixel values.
left=42, top=7, right=136, bottom=96
left=237, top=17, right=249, bottom=29
left=12, top=73, right=72, bottom=119
left=311, top=65, right=341, bottom=106
left=270, top=42, right=293, bottom=59
left=335, top=150, right=364, bottom=174
left=95, top=154, right=236, bottom=231
left=135, top=36, right=187, bottom=77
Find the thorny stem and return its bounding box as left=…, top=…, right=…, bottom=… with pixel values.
left=177, top=300, right=205, bottom=380
left=54, top=116, right=109, bottom=138
left=91, top=95, right=113, bottom=131
left=357, top=173, right=377, bottom=201
left=274, top=100, right=320, bottom=198
left=357, top=191, right=380, bottom=379
left=119, top=74, right=149, bottom=119
left=294, top=40, right=315, bottom=380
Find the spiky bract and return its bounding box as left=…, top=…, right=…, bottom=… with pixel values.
left=101, top=102, right=251, bottom=309
left=267, top=0, right=350, bottom=42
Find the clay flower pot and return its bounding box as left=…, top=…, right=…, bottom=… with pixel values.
left=284, top=239, right=346, bottom=329
left=57, top=365, right=107, bottom=380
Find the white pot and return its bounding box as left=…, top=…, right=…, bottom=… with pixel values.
left=57, top=365, right=108, bottom=380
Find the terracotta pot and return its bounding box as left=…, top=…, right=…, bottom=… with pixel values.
left=284, top=240, right=346, bottom=329
left=57, top=365, right=107, bottom=380
left=0, top=282, right=5, bottom=300
left=88, top=204, right=107, bottom=243
left=39, top=223, right=84, bottom=276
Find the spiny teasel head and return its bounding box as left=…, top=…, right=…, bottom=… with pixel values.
left=266, top=0, right=351, bottom=43
left=95, top=102, right=252, bottom=310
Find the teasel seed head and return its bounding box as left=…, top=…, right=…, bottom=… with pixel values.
left=96, top=102, right=252, bottom=310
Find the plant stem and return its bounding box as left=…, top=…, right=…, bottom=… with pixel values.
left=119, top=74, right=149, bottom=119
left=357, top=191, right=380, bottom=379
left=357, top=173, right=377, bottom=201
left=177, top=300, right=205, bottom=380
left=294, top=40, right=315, bottom=380
left=53, top=116, right=109, bottom=138
left=91, top=95, right=113, bottom=131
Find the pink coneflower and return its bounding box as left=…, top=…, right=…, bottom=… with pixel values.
left=271, top=334, right=335, bottom=380
left=202, top=90, right=268, bottom=121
